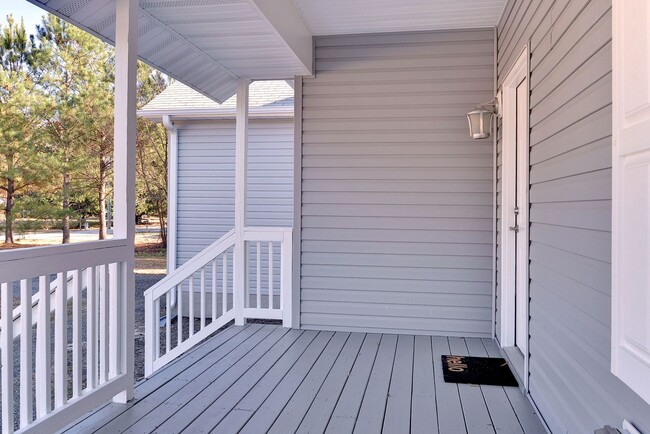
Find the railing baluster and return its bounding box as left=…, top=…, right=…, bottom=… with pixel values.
left=222, top=253, right=227, bottom=314
left=99, top=265, right=109, bottom=384
left=72, top=270, right=83, bottom=398
left=0, top=239, right=136, bottom=432
left=165, top=291, right=171, bottom=353
left=177, top=284, right=183, bottom=346
left=54, top=271, right=68, bottom=407
left=188, top=276, right=194, bottom=337
left=1, top=282, right=14, bottom=434
left=269, top=242, right=274, bottom=309
left=200, top=268, right=206, bottom=329
left=245, top=243, right=250, bottom=310
left=36, top=275, right=51, bottom=418
left=211, top=259, right=217, bottom=321
left=20, top=279, right=34, bottom=427
left=86, top=267, right=97, bottom=390
left=256, top=242, right=261, bottom=309
left=155, top=297, right=160, bottom=360
left=108, top=263, right=120, bottom=378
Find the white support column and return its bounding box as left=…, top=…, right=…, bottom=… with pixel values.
left=233, top=78, right=250, bottom=326
left=163, top=115, right=178, bottom=274
left=112, top=0, right=137, bottom=403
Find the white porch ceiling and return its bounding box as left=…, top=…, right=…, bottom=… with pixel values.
left=292, top=0, right=506, bottom=35
left=26, top=0, right=505, bottom=103
left=27, top=0, right=312, bottom=102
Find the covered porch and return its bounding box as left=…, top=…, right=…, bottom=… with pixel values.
left=64, top=324, right=545, bottom=434
left=0, top=0, right=559, bottom=432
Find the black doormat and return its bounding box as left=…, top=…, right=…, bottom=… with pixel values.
left=441, top=355, right=518, bottom=387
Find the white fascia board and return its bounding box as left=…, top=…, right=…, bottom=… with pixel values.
left=138, top=107, right=294, bottom=122
left=248, top=0, right=313, bottom=76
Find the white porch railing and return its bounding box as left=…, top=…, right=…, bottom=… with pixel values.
left=0, top=240, right=133, bottom=434
left=144, top=226, right=293, bottom=376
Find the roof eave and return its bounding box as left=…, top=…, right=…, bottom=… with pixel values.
left=138, top=107, right=294, bottom=122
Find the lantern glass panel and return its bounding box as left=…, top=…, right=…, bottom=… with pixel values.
left=467, top=109, right=493, bottom=139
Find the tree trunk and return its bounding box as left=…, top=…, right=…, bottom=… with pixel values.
left=4, top=178, right=15, bottom=244
left=157, top=202, right=167, bottom=247
left=62, top=172, right=70, bottom=244
left=98, top=159, right=107, bottom=240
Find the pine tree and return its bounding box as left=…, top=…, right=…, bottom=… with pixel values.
left=0, top=15, right=50, bottom=244
left=35, top=15, right=108, bottom=243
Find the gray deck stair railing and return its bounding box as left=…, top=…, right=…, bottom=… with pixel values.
left=144, top=226, right=293, bottom=376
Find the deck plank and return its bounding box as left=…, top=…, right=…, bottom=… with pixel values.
left=63, top=324, right=250, bottom=433
left=465, top=338, right=524, bottom=434
left=382, top=335, right=414, bottom=434
left=146, top=326, right=292, bottom=433
left=480, top=339, right=547, bottom=434
left=118, top=326, right=286, bottom=434
left=410, top=335, right=438, bottom=434
left=67, top=326, right=546, bottom=434
left=432, top=336, right=468, bottom=433
left=213, top=331, right=335, bottom=433
left=448, top=337, right=496, bottom=434
left=243, top=332, right=350, bottom=434
left=324, top=333, right=381, bottom=434
left=183, top=330, right=317, bottom=432
left=294, top=332, right=366, bottom=434
left=353, top=334, right=398, bottom=434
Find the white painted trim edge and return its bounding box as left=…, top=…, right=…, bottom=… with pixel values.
left=491, top=26, right=498, bottom=340
left=292, top=76, right=303, bottom=329
left=498, top=45, right=530, bottom=390
left=138, top=107, right=294, bottom=122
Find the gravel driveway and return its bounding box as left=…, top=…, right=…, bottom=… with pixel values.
left=134, top=271, right=166, bottom=381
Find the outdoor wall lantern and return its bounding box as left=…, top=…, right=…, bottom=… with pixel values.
left=467, top=96, right=500, bottom=139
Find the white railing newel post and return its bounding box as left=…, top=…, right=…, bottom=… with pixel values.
left=281, top=230, right=293, bottom=328
left=144, top=289, right=154, bottom=377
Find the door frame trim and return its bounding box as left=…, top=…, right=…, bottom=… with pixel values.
left=499, top=45, right=530, bottom=389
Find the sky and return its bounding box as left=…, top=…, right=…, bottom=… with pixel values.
left=0, top=0, right=47, bottom=35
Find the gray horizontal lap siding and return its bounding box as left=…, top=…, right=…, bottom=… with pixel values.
left=497, top=0, right=650, bottom=433
left=300, top=30, right=495, bottom=337
left=176, top=119, right=293, bottom=266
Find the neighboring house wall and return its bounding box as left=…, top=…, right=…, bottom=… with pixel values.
left=299, top=29, right=495, bottom=336
left=176, top=119, right=294, bottom=266
left=497, top=0, right=650, bottom=432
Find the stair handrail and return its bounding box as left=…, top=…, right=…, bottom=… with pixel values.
left=144, top=228, right=235, bottom=301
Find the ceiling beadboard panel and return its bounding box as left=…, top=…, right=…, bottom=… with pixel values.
left=291, top=0, right=506, bottom=35
left=29, top=0, right=309, bottom=102
left=28, top=0, right=506, bottom=101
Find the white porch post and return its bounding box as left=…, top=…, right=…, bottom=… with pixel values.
left=113, top=0, right=137, bottom=403
left=234, top=78, right=250, bottom=326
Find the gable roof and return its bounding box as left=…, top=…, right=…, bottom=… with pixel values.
left=139, top=80, right=294, bottom=121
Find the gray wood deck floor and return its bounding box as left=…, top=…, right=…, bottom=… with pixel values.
left=63, top=324, right=547, bottom=433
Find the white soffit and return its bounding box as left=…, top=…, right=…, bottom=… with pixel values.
left=291, top=0, right=506, bottom=35
left=27, top=0, right=312, bottom=103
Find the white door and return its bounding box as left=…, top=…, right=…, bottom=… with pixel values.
left=611, top=0, right=650, bottom=405
left=499, top=46, right=529, bottom=381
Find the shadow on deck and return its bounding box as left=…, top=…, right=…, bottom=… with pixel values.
left=63, top=324, right=546, bottom=433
